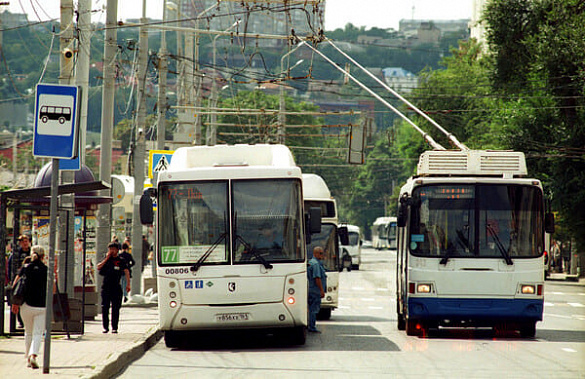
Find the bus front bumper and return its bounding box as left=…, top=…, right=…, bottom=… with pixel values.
left=408, top=297, right=543, bottom=324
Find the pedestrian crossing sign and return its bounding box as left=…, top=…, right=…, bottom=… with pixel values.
left=149, top=150, right=175, bottom=179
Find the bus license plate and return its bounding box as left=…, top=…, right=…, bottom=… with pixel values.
left=215, top=313, right=251, bottom=322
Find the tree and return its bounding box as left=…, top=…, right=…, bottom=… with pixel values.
left=483, top=0, right=585, bottom=251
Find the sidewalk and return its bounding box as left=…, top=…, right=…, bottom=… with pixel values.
left=0, top=303, right=161, bottom=378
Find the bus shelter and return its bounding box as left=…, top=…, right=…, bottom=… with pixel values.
left=0, top=164, right=110, bottom=336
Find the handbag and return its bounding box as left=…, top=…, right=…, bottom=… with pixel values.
left=11, top=274, right=26, bottom=306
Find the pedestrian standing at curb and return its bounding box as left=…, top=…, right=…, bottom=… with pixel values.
left=119, top=242, right=135, bottom=302
left=8, top=234, right=32, bottom=329
left=307, top=246, right=327, bottom=333
left=11, top=245, right=47, bottom=370
left=97, top=242, right=130, bottom=334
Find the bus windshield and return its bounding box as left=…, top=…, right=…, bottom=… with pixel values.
left=307, top=223, right=339, bottom=271
left=158, top=179, right=304, bottom=266
left=233, top=179, right=304, bottom=264
left=159, top=181, right=229, bottom=265
left=409, top=184, right=544, bottom=259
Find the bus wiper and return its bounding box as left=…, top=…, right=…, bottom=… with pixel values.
left=440, top=229, right=472, bottom=265
left=486, top=224, right=513, bottom=265
left=191, top=232, right=227, bottom=273
left=235, top=234, right=273, bottom=269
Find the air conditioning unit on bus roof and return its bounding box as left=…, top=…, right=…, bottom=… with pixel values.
left=417, top=150, right=527, bottom=177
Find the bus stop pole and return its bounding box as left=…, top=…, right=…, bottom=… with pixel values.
left=43, top=159, right=59, bottom=373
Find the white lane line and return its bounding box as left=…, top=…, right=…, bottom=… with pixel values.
left=562, top=348, right=577, bottom=353
left=568, top=303, right=584, bottom=307
left=544, top=302, right=554, bottom=306
left=352, top=287, right=365, bottom=291
left=368, top=306, right=384, bottom=310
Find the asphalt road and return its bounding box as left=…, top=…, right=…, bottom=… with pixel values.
left=118, top=247, right=585, bottom=378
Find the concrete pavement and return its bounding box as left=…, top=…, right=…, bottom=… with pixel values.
left=0, top=303, right=161, bottom=378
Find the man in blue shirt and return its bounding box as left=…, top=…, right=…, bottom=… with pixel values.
left=307, top=246, right=327, bottom=333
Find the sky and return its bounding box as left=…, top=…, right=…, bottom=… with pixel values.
left=5, top=0, right=474, bottom=31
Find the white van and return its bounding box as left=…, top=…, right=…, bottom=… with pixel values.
left=340, top=224, right=361, bottom=271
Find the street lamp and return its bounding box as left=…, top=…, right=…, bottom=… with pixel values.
left=207, top=19, right=241, bottom=146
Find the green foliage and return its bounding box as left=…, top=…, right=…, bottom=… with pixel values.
left=483, top=0, right=585, bottom=251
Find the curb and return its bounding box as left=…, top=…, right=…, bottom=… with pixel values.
left=84, top=326, right=163, bottom=379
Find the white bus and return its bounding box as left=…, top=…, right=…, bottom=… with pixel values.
left=372, top=217, right=392, bottom=250
left=140, top=144, right=321, bottom=347
left=340, top=224, right=362, bottom=270
left=396, top=150, right=554, bottom=337
left=302, top=173, right=347, bottom=320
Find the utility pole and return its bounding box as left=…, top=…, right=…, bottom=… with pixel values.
left=58, top=0, right=76, bottom=301
left=97, top=0, right=118, bottom=290
left=156, top=2, right=168, bottom=150
left=131, top=0, right=148, bottom=294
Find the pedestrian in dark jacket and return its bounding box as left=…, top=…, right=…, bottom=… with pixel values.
left=97, top=242, right=130, bottom=333
left=11, top=245, right=47, bottom=369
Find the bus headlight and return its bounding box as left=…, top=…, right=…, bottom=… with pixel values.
left=287, top=297, right=295, bottom=305
left=169, top=300, right=178, bottom=308
left=169, top=291, right=177, bottom=298
left=521, top=285, right=536, bottom=294
left=288, top=288, right=295, bottom=295
left=417, top=283, right=433, bottom=293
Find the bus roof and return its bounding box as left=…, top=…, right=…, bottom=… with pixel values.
left=169, top=144, right=297, bottom=171
left=417, top=150, right=527, bottom=177
left=302, top=173, right=332, bottom=200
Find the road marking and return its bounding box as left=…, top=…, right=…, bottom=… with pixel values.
left=544, top=302, right=554, bottom=306
left=352, top=287, right=366, bottom=291
left=368, top=306, right=384, bottom=310
left=562, top=348, right=577, bottom=353
left=376, top=288, right=390, bottom=292
left=362, top=298, right=376, bottom=302
left=568, top=303, right=584, bottom=308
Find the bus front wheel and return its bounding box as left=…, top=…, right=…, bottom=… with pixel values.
left=519, top=322, right=536, bottom=338
left=289, top=326, right=306, bottom=345
left=406, top=320, right=427, bottom=337
left=397, top=313, right=406, bottom=331
left=317, top=307, right=332, bottom=320
left=164, top=330, right=182, bottom=348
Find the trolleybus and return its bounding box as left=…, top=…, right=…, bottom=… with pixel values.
left=302, top=174, right=347, bottom=320
left=396, top=150, right=553, bottom=337
left=140, top=144, right=321, bottom=347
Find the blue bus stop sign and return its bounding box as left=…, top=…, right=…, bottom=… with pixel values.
left=33, top=83, right=80, bottom=159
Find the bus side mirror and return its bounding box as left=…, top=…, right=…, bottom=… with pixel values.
left=140, top=188, right=156, bottom=225
left=309, top=207, right=322, bottom=234
left=338, top=226, right=349, bottom=245
left=397, top=194, right=409, bottom=227
left=545, top=212, right=555, bottom=234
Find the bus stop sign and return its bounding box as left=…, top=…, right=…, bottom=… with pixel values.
left=33, top=83, right=80, bottom=159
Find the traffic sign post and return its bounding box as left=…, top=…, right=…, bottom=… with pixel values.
left=33, top=83, right=80, bottom=159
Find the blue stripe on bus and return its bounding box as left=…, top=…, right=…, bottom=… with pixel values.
left=408, top=298, right=543, bottom=321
